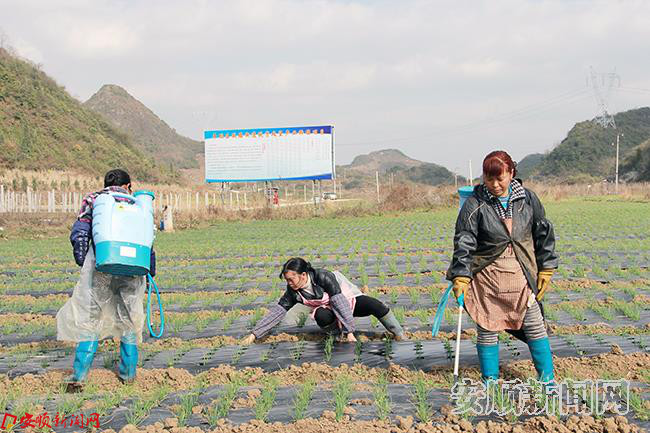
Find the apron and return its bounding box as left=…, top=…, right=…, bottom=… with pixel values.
left=465, top=219, right=534, bottom=332
left=298, top=271, right=360, bottom=331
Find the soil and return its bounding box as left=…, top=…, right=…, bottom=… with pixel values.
left=549, top=323, right=650, bottom=336
left=232, top=388, right=261, bottom=409
left=0, top=313, right=55, bottom=326
left=141, top=336, right=241, bottom=351
left=0, top=293, right=68, bottom=306
left=6, top=346, right=648, bottom=398
left=503, top=345, right=650, bottom=382
left=197, top=362, right=478, bottom=388
left=4, top=367, right=197, bottom=396
left=0, top=339, right=69, bottom=355
left=94, top=414, right=645, bottom=433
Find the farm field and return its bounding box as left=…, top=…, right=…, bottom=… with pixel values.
left=0, top=197, right=649, bottom=432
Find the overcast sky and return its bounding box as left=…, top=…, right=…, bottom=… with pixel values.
left=2, top=0, right=650, bottom=174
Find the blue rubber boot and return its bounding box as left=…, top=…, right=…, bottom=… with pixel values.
left=69, top=340, right=98, bottom=383
left=476, top=343, right=499, bottom=383
left=118, top=340, right=138, bottom=383
left=528, top=337, right=555, bottom=383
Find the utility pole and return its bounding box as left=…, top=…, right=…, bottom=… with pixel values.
left=614, top=132, right=623, bottom=193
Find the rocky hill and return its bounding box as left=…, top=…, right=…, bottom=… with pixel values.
left=339, top=149, right=459, bottom=187
left=85, top=84, right=203, bottom=170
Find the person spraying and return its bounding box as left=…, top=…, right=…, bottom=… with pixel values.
left=56, top=169, right=157, bottom=386
left=242, top=257, right=405, bottom=344
left=446, top=151, right=558, bottom=383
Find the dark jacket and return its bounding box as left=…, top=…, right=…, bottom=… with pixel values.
left=278, top=268, right=342, bottom=310
left=446, top=183, right=558, bottom=341
left=447, top=183, right=558, bottom=290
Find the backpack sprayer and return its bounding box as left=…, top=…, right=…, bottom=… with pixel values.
left=92, top=190, right=165, bottom=338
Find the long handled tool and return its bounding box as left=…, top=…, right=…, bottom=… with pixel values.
left=453, top=293, right=464, bottom=383
left=433, top=185, right=475, bottom=381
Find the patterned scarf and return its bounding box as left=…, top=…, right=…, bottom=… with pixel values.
left=483, top=179, right=526, bottom=219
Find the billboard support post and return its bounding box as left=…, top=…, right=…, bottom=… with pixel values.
left=331, top=126, right=336, bottom=197
left=318, top=180, right=323, bottom=211
left=375, top=171, right=380, bottom=203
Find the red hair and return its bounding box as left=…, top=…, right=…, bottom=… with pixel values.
left=483, top=150, right=516, bottom=178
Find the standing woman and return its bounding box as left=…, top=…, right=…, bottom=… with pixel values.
left=242, top=258, right=405, bottom=344
left=447, top=151, right=558, bottom=383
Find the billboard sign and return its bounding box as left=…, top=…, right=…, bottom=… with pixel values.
left=204, top=125, right=334, bottom=183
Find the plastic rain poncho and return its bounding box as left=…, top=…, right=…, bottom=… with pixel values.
left=57, top=248, right=146, bottom=344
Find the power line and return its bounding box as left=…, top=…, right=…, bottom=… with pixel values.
left=337, top=88, right=591, bottom=147
left=617, top=86, right=650, bottom=94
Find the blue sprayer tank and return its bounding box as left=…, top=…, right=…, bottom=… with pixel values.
left=92, top=190, right=155, bottom=276
left=458, top=185, right=475, bottom=211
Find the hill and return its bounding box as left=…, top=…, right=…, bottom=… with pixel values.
left=0, top=48, right=178, bottom=183
left=346, top=149, right=424, bottom=174
left=622, top=138, right=650, bottom=181
left=534, top=107, right=650, bottom=182
left=516, top=153, right=545, bottom=179
left=340, top=149, right=459, bottom=187
left=85, top=85, right=203, bottom=170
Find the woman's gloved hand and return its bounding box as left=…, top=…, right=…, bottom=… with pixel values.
left=536, top=269, right=554, bottom=301
left=452, top=277, right=471, bottom=301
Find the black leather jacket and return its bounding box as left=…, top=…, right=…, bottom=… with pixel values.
left=278, top=268, right=341, bottom=311
left=446, top=183, right=558, bottom=295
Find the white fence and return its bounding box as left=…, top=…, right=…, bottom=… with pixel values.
left=0, top=185, right=252, bottom=214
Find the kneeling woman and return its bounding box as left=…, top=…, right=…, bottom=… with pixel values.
left=243, top=258, right=404, bottom=344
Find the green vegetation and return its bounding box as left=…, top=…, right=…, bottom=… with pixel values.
left=373, top=372, right=391, bottom=420
left=254, top=378, right=279, bottom=421
left=332, top=375, right=353, bottom=421
left=0, top=48, right=178, bottom=182
left=292, top=379, right=316, bottom=421
left=125, top=386, right=170, bottom=426
left=206, top=377, right=244, bottom=427
left=175, top=390, right=200, bottom=427
left=412, top=374, right=432, bottom=423
left=0, top=197, right=649, bottom=429
left=535, top=107, right=650, bottom=181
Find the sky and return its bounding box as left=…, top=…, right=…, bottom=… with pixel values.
left=2, top=0, right=650, bottom=175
